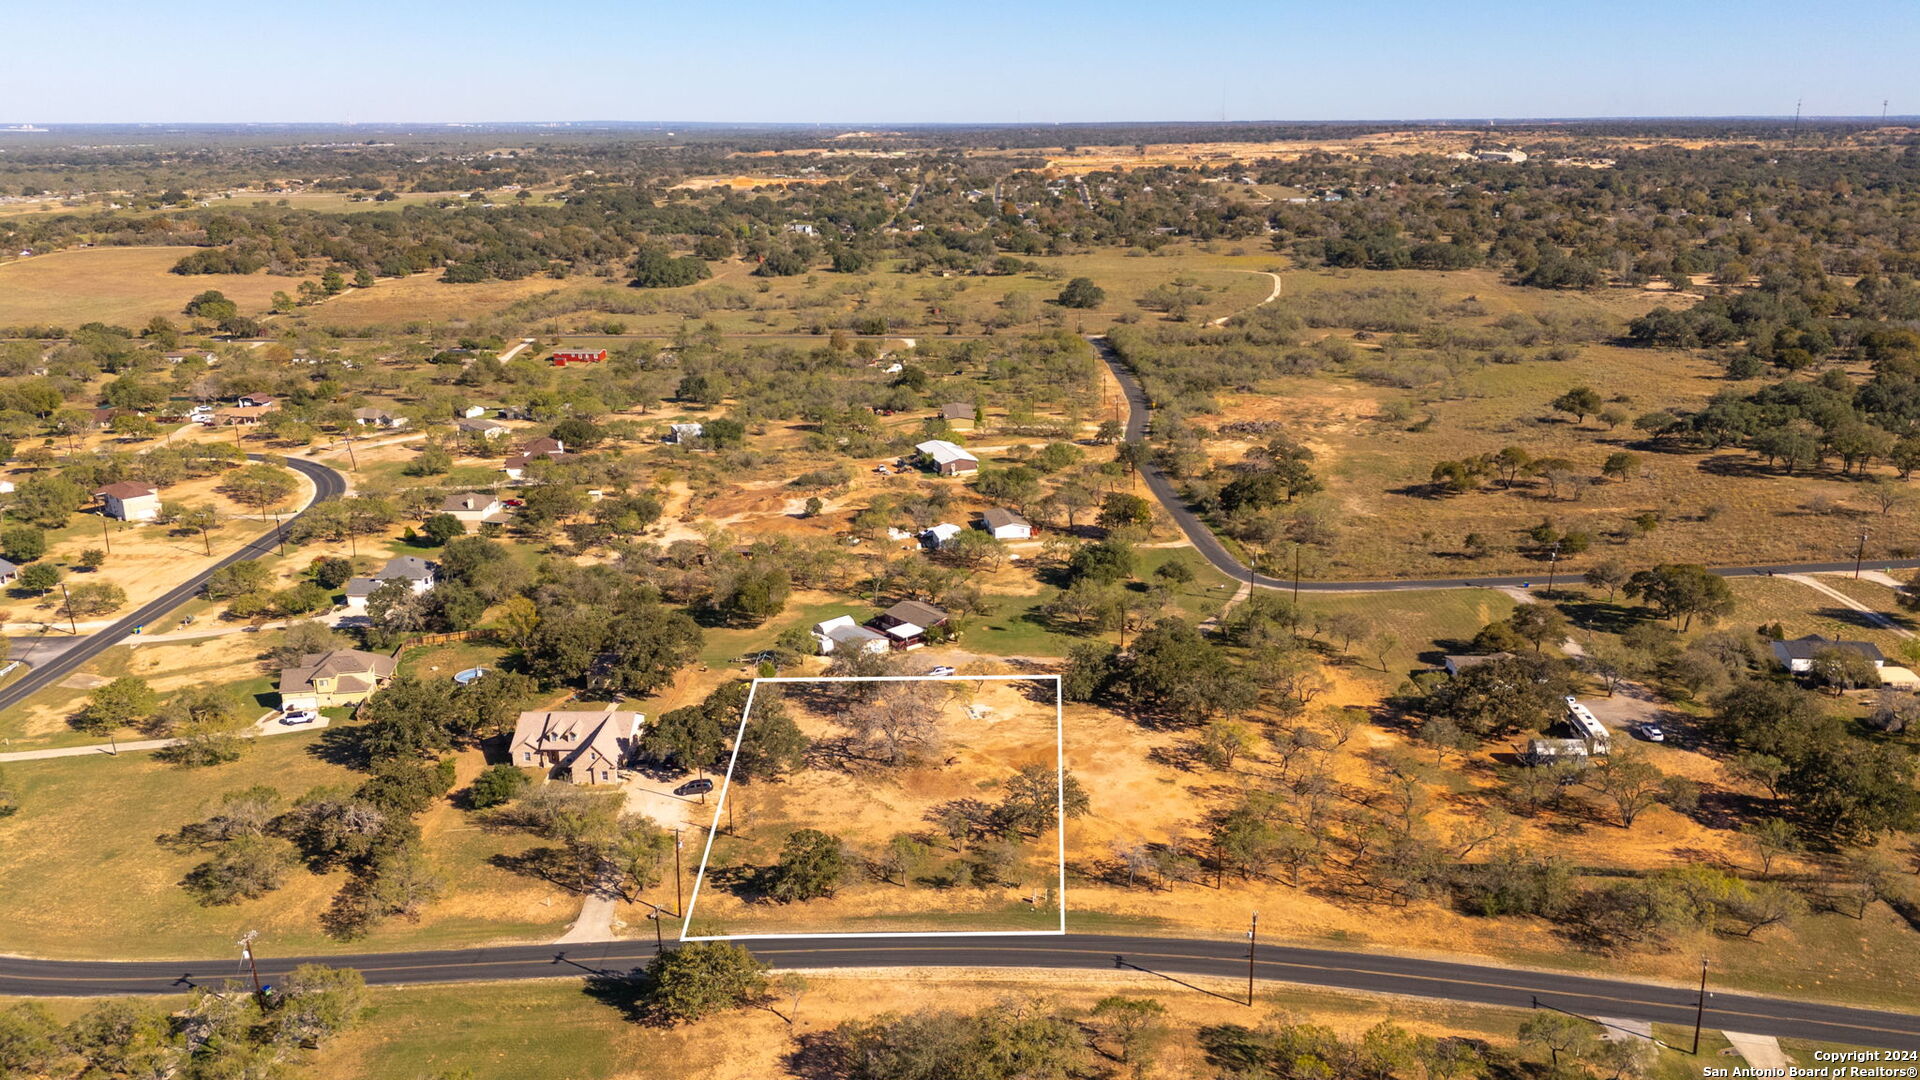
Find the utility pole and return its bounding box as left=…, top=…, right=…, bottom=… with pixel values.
left=1690, top=957, right=1710, bottom=1054
left=238, top=931, right=264, bottom=995
left=98, top=515, right=112, bottom=555
left=57, top=582, right=77, bottom=635
left=1855, top=531, right=1868, bottom=579
left=673, top=828, right=684, bottom=918
left=1545, top=541, right=1562, bottom=597
left=1291, top=546, right=1300, bottom=605
left=1246, top=911, right=1259, bottom=1006
left=271, top=507, right=286, bottom=555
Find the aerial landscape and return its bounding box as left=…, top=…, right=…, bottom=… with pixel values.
left=0, top=2, right=1918, bottom=1078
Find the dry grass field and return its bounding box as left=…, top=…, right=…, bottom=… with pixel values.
left=299, top=970, right=1626, bottom=1080
left=685, top=677, right=1063, bottom=935
left=0, top=736, right=575, bottom=959
left=0, top=246, right=289, bottom=327
left=1194, top=266, right=1912, bottom=580
left=299, top=247, right=1279, bottom=334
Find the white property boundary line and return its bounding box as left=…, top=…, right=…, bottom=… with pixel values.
left=681, top=674, right=1067, bottom=942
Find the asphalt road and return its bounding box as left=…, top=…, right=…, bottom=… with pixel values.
left=1, top=933, right=1914, bottom=1047
left=1090, top=336, right=1920, bottom=593
left=0, top=455, right=348, bottom=714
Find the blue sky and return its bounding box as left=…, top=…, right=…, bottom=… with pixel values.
left=6, top=0, right=1916, bottom=123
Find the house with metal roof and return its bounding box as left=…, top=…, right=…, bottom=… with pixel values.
left=914, top=439, right=978, bottom=476
left=811, top=615, right=890, bottom=655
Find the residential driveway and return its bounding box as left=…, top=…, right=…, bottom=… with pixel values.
left=1724, top=1032, right=1791, bottom=1071
left=0, top=709, right=312, bottom=764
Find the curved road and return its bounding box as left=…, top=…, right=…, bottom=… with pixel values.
left=2, top=437, right=1913, bottom=1047
left=0, top=455, right=348, bottom=713
left=1091, top=336, right=1920, bottom=592
left=0, top=934, right=1914, bottom=1048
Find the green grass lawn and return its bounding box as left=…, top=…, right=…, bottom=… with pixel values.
left=965, top=547, right=1236, bottom=659
left=313, top=981, right=645, bottom=1080
left=1294, top=587, right=1518, bottom=680
left=1723, top=576, right=1911, bottom=656
left=0, top=735, right=572, bottom=959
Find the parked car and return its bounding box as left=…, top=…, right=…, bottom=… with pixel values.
left=674, top=778, right=715, bottom=797
left=928, top=665, right=956, bottom=677
left=279, top=709, right=319, bottom=726
left=1637, top=722, right=1666, bottom=743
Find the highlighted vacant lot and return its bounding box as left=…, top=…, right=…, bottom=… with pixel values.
left=684, top=675, right=1066, bottom=940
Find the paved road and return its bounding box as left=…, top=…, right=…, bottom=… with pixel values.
left=1090, top=336, right=1920, bottom=593
left=0, top=456, right=348, bottom=714
left=0, top=933, right=1913, bottom=1047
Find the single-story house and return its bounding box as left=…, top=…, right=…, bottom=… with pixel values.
left=352, top=407, right=408, bottom=429
left=915, top=439, right=979, bottom=477
left=460, top=405, right=490, bottom=419
left=235, top=393, right=276, bottom=408
left=866, top=599, right=952, bottom=650
left=95, top=481, right=161, bottom=522
left=521, top=436, right=565, bottom=456
left=510, top=708, right=644, bottom=784
left=344, top=555, right=436, bottom=612
left=1770, top=634, right=1887, bottom=674
left=811, top=615, right=890, bottom=656
left=922, top=522, right=963, bottom=550
left=212, top=405, right=275, bottom=426
left=503, top=450, right=567, bottom=481
left=0, top=557, right=18, bottom=586
left=939, top=402, right=975, bottom=426
left=1441, top=652, right=1515, bottom=677
left=980, top=507, right=1031, bottom=540
left=278, top=649, right=396, bottom=711
left=440, top=492, right=505, bottom=524
left=667, top=422, right=704, bottom=444
left=457, top=417, right=510, bottom=438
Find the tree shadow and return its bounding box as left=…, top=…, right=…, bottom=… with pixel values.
left=782, top=1032, right=850, bottom=1079
left=1812, top=605, right=1910, bottom=634
left=305, top=724, right=372, bottom=769
left=489, top=848, right=598, bottom=894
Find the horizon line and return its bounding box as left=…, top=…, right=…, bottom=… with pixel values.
left=3, top=114, right=1916, bottom=129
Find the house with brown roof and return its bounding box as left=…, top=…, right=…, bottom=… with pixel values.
left=510, top=708, right=645, bottom=784
left=939, top=402, right=975, bottom=426
left=95, top=481, right=160, bottom=522
left=278, top=649, right=396, bottom=711
left=866, top=599, right=952, bottom=649
left=213, top=405, right=276, bottom=426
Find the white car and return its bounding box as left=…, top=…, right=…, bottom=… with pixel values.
left=279, top=709, right=319, bottom=726
left=928, top=666, right=957, bottom=677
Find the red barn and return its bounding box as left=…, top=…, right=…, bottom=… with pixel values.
left=549, top=348, right=608, bottom=367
